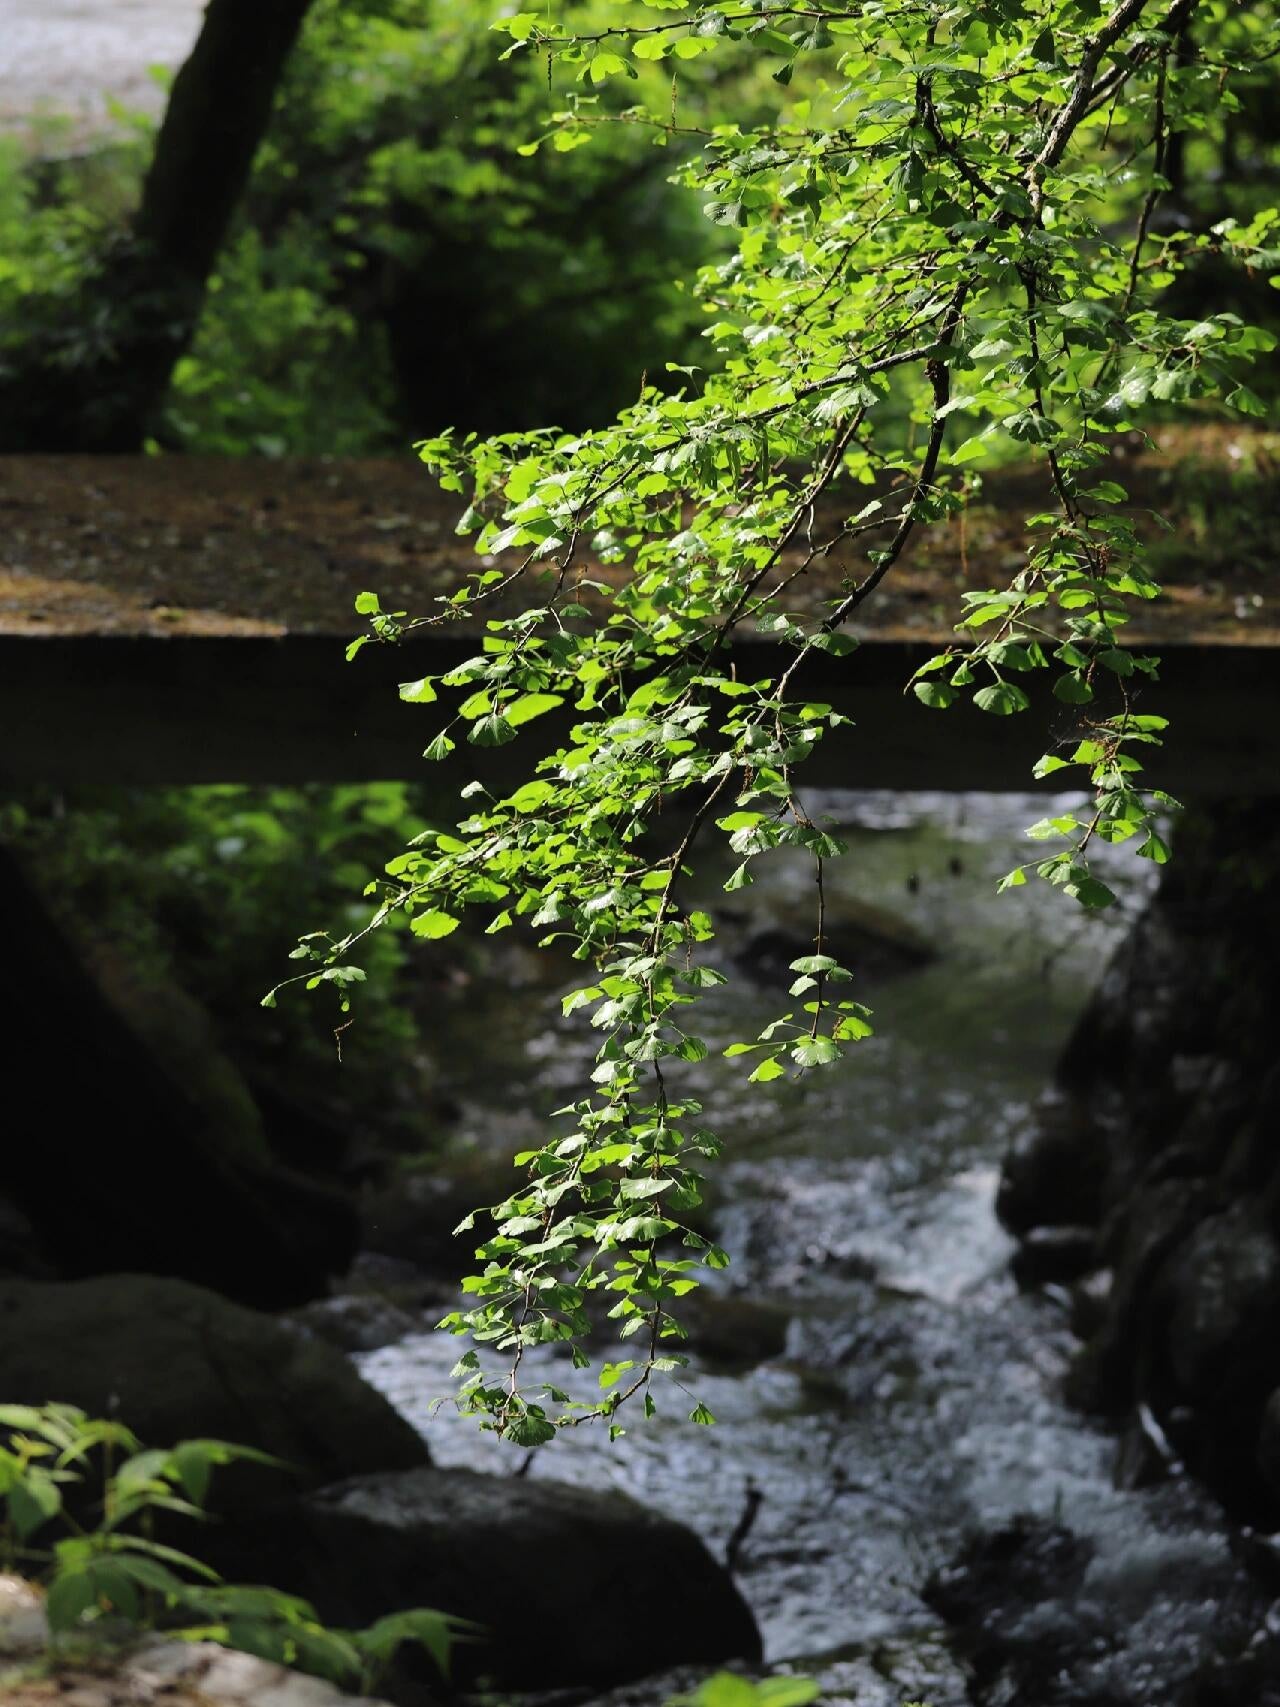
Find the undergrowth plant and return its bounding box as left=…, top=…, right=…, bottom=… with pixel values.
left=0, top=1404, right=467, bottom=1690
left=274, top=0, right=1280, bottom=1445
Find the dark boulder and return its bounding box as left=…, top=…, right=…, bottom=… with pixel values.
left=362, top=1154, right=526, bottom=1277
left=678, top=1291, right=791, bottom=1371
left=290, top=1291, right=424, bottom=1355
left=997, top=1094, right=1107, bottom=1237
left=243, top=1465, right=762, bottom=1690
left=1000, top=803, right=1280, bottom=1528
left=1011, top=1225, right=1098, bottom=1290
left=0, top=1194, right=51, bottom=1279
left=728, top=897, right=936, bottom=988
left=0, top=1274, right=428, bottom=1513
left=1070, top=1176, right=1210, bottom=1415
left=1258, top=1389, right=1280, bottom=1501
left=0, top=843, right=354, bottom=1307
left=1161, top=1207, right=1280, bottom=1407
left=925, top=1519, right=1108, bottom=1705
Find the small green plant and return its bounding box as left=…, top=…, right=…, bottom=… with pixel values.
left=0, top=1404, right=469, bottom=1691
left=663, top=1677, right=932, bottom=1706
left=670, top=1674, right=821, bottom=1707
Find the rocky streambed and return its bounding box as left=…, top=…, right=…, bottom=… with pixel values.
left=8, top=789, right=1280, bottom=1706
left=336, top=790, right=1280, bottom=1706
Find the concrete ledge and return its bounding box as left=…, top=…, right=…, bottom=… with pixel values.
left=2, top=632, right=1274, bottom=793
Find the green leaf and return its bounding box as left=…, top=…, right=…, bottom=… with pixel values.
left=758, top=1682, right=822, bottom=1707
left=973, top=683, right=1029, bottom=716
left=586, top=51, right=633, bottom=83
left=1053, top=672, right=1094, bottom=704
left=1098, top=649, right=1134, bottom=677
left=1227, top=384, right=1268, bottom=417
left=914, top=680, right=956, bottom=710
left=169, top=1441, right=214, bottom=1507
left=7, top=1473, right=61, bottom=1539
left=506, top=693, right=564, bottom=726
left=399, top=678, right=438, bottom=705
left=748, top=1054, right=786, bottom=1083
left=469, top=714, right=518, bottom=747
left=510, top=780, right=557, bottom=812
left=1032, top=755, right=1070, bottom=778
left=1066, top=875, right=1117, bottom=909
left=411, top=910, right=461, bottom=939
left=494, top=12, right=541, bottom=42
left=45, top=1569, right=98, bottom=1631
left=792, top=1036, right=840, bottom=1068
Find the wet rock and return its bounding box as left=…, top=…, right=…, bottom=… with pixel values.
left=290, top=1255, right=451, bottom=1355
left=0, top=843, right=354, bottom=1307
left=344, top=1251, right=442, bottom=1306
left=246, top=1466, right=761, bottom=1690
left=678, top=1291, right=790, bottom=1370
left=1162, top=1206, right=1280, bottom=1405
left=997, top=1094, right=1106, bottom=1236
left=926, top=1518, right=1103, bottom=1704
left=1011, top=1225, right=1098, bottom=1290
left=1181, top=1626, right=1280, bottom=1707
left=0, top=1275, right=428, bottom=1515
left=0, top=1575, right=46, bottom=1659
left=362, top=1155, right=521, bottom=1276
left=289, top=1292, right=423, bottom=1355
left=800, top=1635, right=970, bottom=1707
left=1114, top=1403, right=1181, bottom=1491
left=1258, top=1390, right=1280, bottom=1500
left=730, top=897, right=936, bottom=987
left=1066, top=1176, right=1210, bottom=1416
left=1232, top=1526, right=1280, bottom=1595
left=1002, top=802, right=1280, bottom=1530
left=1069, top=1268, right=1114, bottom=1340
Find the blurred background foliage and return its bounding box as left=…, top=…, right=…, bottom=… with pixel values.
left=1, top=0, right=1278, bottom=457
left=0, top=784, right=447, bottom=1151
left=2, top=0, right=1279, bottom=462
left=2, top=0, right=768, bottom=455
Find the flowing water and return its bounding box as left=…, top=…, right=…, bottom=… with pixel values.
left=358, top=793, right=1264, bottom=1704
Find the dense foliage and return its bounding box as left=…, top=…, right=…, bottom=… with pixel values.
left=1, top=1, right=769, bottom=452
left=274, top=0, right=1280, bottom=1444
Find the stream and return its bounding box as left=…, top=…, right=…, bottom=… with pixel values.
left=353, top=791, right=1277, bottom=1704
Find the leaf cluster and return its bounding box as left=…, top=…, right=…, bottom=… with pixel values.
left=289, top=0, right=1279, bottom=1437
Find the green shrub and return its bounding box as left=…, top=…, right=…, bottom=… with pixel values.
left=0, top=1403, right=468, bottom=1689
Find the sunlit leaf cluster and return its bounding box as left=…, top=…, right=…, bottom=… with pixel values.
left=283, top=0, right=1279, bottom=1440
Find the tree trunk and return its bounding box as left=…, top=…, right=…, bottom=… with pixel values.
left=0, top=0, right=315, bottom=452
